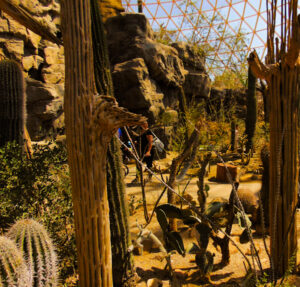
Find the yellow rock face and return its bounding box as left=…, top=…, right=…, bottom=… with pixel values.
left=98, top=0, right=124, bottom=22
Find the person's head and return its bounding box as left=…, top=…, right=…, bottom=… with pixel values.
left=141, top=122, right=148, bottom=130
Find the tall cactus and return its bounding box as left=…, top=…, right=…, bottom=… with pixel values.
left=6, top=219, right=58, bottom=287
left=0, top=59, right=26, bottom=147
left=0, top=236, right=30, bottom=287
left=90, top=0, right=136, bottom=285
left=245, top=66, right=257, bottom=153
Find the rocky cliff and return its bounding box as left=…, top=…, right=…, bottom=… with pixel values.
left=1, top=2, right=244, bottom=141
left=106, top=13, right=211, bottom=124
left=0, top=0, right=64, bottom=140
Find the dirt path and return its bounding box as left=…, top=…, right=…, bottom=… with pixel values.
left=124, top=162, right=300, bottom=286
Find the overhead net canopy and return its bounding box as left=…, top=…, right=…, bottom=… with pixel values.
left=123, top=0, right=300, bottom=79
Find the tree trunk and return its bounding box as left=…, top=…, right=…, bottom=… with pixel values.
left=61, top=1, right=146, bottom=285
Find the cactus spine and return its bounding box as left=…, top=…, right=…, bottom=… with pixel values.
left=0, top=236, right=30, bottom=287
left=7, top=219, right=58, bottom=287
left=0, top=60, right=26, bottom=147
left=245, top=66, right=257, bottom=153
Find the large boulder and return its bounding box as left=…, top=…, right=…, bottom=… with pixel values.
left=172, top=42, right=211, bottom=101
left=112, top=58, right=164, bottom=123
left=106, top=13, right=187, bottom=88
left=26, top=79, right=64, bottom=140
left=171, top=42, right=206, bottom=73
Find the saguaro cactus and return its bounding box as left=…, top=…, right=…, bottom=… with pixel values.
left=90, top=0, right=136, bottom=285
left=7, top=219, right=58, bottom=287
left=60, top=0, right=146, bottom=286
left=0, top=59, right=25, bottom=146
left=245, top=65, right=257, bottom=153
left=248, top=0, right=299, bottom=276
left=0, top=236, right=30, bottom=287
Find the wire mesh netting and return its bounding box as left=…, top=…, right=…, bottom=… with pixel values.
left=123, top=0, right=300, bottom=76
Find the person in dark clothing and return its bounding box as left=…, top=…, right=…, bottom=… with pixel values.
left=138, top=122, right=154, bottom=169
left=131, top=122, right=154, bottom=184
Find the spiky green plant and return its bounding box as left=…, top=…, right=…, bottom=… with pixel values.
left=0, top=236, right=30, bottom=287
left=0, top=59, right=26, bottom=147
left=6, top=219, right=58, bottom=287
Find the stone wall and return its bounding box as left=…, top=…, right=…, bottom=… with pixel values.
left=0, top=0, right=64, bottom=140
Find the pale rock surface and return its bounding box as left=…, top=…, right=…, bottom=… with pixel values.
left=0, top=0, right=64, bottom=139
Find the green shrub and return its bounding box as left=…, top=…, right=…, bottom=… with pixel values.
left=0, top=141, right=77, bottom=285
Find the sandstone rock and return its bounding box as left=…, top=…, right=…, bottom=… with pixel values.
left=112, top=57, right=164, bottom=123
left=184, top=72, right=211, bottom=100
left=26, top=79, right=64, bottom=140
left=106, top=13, right=187, bottom=87
left=44, top=46, right=60, bottom=65
left=22, top=55, right=43, bottom=71
left=0, top=38, right=24, bottom=60
left=147, top=278, right=163, bottom=287
left=26, top=30, right=42, bottom=50
left=0, top=18, right=9, bottom=33
left=208, top=88, right=246, bottom=119
left=5, top=14, right=28, bottom=40
left=98, top=0, right=124, bottom=22
left=171, top=41, right=206, bottom=72
left=41, top=64, right=65, bottom=84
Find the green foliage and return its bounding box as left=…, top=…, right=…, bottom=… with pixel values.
left=153, top=24, right=177, bottom=45
left=195, top=223, right=211, bottom=250
left=0, top=59, right=25, bottom=146
left=195, top=250, right=214, bottom=276
left=205, top=201, right=230, bottom=227
left=0, top=141, right=77, bottom=285
left=0, top=141, right=67, bottom=226
left=0, top=236, right=30, bottom=287
left=156, top=204, right=184, bottom=219
left=170, top=101, right=232, bottom=155
left=7, top=219, right=58, bottom=287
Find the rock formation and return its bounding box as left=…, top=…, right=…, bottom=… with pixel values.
left=0, top=0, right=63, bottom=140
left=105, top=13, right=211, bottom=125
left=0, top=2, right=246, bottom=141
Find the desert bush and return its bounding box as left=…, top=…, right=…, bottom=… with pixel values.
left=0, top=141, right=77, bottom=285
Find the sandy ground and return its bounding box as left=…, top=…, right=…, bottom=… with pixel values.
left=123, top=159, right=300, bottom=287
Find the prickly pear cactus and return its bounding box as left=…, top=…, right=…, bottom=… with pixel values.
left=6, top=219, right=58, bottom=287
left=0, top=236, right=30, bottom=287
left=0, top=59, right=26, bottom=147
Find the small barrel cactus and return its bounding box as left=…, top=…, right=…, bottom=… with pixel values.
left=0, top=59, right=26, bottom=147
left=0, top=236, right=30, bottom=287
left=6, top=219, right=58, bottom=287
